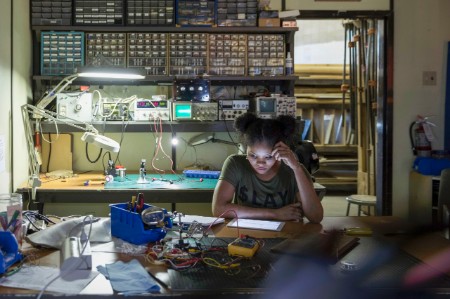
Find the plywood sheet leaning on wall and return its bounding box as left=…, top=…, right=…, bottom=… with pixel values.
left=40, top=133, right=73, bottom=173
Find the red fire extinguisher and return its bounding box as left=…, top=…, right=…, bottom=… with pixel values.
left=409, top=116, right=432, bottom=157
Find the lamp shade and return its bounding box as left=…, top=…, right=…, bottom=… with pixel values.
left=81, top=132, right=120, bottom=153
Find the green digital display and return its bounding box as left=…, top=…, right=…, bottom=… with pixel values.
left=174, top=104, right=192, bottom=119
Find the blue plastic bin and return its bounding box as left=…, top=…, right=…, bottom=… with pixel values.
left=110, top=203, right=172, bottom=245
left=0, top=231, right=23, bottom=274
left=183, top=170, right=221, bottom=179
left=413, top=157, right=450, bottom=176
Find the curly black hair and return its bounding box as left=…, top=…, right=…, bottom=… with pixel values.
left=234, top=112, right=297, bottom=148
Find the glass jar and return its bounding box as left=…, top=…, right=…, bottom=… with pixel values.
left=0, top=193, right=23, bottom=247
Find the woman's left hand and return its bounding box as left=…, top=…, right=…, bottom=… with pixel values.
left=272, top=141, right=301, bottom=170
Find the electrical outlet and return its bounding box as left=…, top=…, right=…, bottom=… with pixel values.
left=423, top=71, right=437, bottom=86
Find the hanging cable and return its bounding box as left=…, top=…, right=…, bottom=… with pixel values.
left=85, top=142, right=102, bottom=163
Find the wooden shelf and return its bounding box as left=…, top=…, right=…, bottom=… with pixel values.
left=33, top=75, right=297, bottom=87
left=32, top=26, right=298, bottom=34
left=40, top=120, right=236, bottom=133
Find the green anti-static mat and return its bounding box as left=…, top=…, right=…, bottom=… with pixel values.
left=104, top=174, right=218, bottom=190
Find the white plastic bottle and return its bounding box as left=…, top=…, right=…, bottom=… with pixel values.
left=285, top=52, right=293, bottom=75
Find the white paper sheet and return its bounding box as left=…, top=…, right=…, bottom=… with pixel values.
left=227, top=219, right=285, bottom=231
left=0, top=266, right=98, bottom=294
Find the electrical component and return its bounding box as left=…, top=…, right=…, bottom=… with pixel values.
left=101, top=102, right=130, bottom=121
left=227, top=237, right=259, bottom=258
left=134, top=99, right=171, bottom=121
left=175, top=78, right=210, bottom=102
left=171, top=102, right=218, bottom=121
left=57, top=92, right=93, bottom=122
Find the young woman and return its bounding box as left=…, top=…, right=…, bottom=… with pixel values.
left=212, top=113, right=323, bottom=223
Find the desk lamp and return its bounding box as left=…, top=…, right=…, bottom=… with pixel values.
left=24, top=67, right=145, bottom=199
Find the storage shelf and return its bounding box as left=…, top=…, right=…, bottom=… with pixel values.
left=40, top=119, right=305, bottom=134
left=40, top=120, right=236, bottom=133
left=315, top=145, right=358, bottom=155
left=32, top=26, right=298, bottom=34
left=296, top=78, right=343, bottom=86
left=33, top=75, right=297, bottom=86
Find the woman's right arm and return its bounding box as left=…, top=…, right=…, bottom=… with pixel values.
left=211, top=179, right=238, bottom=218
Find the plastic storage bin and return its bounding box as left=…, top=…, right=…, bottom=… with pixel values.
left=0, top=231, right=23, bottom=274
left=413, top=157, right=450, bottom=176
left=183, top=170, right=221, bottom=179
left=110, top=203, right=172, bottom=245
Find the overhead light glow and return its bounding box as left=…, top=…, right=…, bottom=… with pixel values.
left=78, top=72, right=145, bottom=79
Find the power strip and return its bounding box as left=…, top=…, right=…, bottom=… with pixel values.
left=60, top=237, right=92, bottom=271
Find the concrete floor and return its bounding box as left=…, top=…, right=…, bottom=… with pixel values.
left=322, top=194, right=356, bottom=217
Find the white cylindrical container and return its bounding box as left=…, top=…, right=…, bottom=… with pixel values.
left=118, top=168, right=126, bottom=182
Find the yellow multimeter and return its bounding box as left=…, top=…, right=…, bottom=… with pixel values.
left=227, top=237, right=260, bottom=258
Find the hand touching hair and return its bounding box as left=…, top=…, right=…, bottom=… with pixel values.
left=234, top=112, right=297, bottom=148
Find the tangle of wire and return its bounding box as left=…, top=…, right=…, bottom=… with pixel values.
left=141, top=209, right=266, bottom=276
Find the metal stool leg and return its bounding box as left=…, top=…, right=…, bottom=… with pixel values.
left=346, top=202, right=351, bottom=216
left=358, top=204, right=361, bottom=216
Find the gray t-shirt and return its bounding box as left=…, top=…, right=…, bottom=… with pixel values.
left=219, top=154, right=302, bottom=209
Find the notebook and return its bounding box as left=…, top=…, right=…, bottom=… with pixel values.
left=227, top=219, right=285, bottom=231
left=270, top=233, right=359, bottom=263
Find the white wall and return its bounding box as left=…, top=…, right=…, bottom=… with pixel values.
left=285, top=0, right=390, bottom=11
left=295, top=20, right=346, bottom=64
left=393, top=0, right=450, bottom=218
left=12, top=0, right=32, bottom=193
left=70, top=132, right=239, bottom=173
left=0, top=0, right=31, bottom=193
left=0, top=0, right=12, bottom=192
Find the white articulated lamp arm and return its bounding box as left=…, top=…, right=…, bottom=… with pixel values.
left=21, top=104, right=42, bottom=200
left=24, top=104, right=99, bottom=133
left=35, top=74, right=79, bottom=111
left=21, top=104, right=121, bottom=199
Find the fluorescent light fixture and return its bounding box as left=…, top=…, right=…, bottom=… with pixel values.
left=77, top=67, right=146, bottom=80
left=36, top=68, right=145, bottom=110
left=79, top=72, right=145, bottom=79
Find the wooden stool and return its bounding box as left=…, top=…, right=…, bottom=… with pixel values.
left=346, top=194, right=376, bottom=216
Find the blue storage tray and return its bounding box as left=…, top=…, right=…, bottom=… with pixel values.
left=183, top=170, right=221, bottom=179
left=110, top=203, right=171, bottom=245
left=40, top=31, right=84, bottom=75
left=0, top=231, right=23, bottom=274
left=413, top=157, right=450, bottom=176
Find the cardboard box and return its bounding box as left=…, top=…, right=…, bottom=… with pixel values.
left=258, top=18, right=280, bottom=27
left=282, top=20, right=297, bottom=27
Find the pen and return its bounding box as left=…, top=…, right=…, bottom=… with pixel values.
left=0, top=212, right=8, bottom=231
left=130, top=195, right=137, bottom=211
left=344, top=227, right=373, bottom=236
left=7, top=210, right=20, bottom=232
left=136, top=193, right=144, bottom=213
